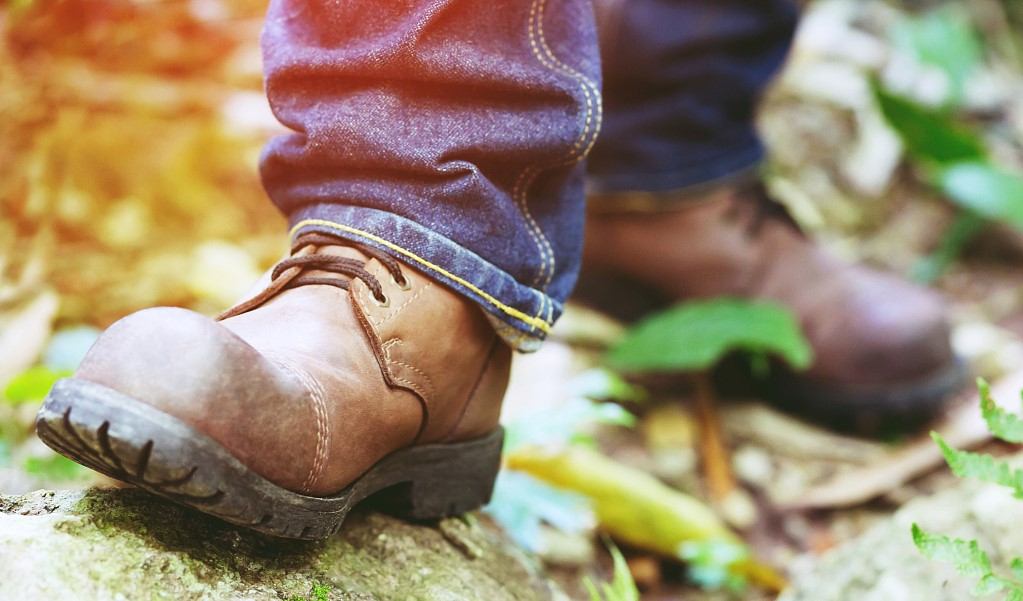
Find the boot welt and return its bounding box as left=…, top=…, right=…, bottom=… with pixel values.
left=35, top=378, right=504, bottom=540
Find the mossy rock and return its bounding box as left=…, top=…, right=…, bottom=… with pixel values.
left=0, top=488, right=561, bottom=600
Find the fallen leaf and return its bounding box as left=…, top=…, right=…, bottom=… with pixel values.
left=507, top=445, right=786, bottom=591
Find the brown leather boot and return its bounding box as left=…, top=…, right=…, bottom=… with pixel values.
left=578, top=182, right=965, bottom=430
left=36, top=232, right=511, bottom=539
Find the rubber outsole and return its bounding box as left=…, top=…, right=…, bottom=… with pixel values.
left=35, top=378, right=504, bottom=540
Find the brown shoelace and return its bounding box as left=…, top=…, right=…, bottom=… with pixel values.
left=217, top=232, right=406, bottom=320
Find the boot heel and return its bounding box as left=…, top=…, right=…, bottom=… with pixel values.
left=380, top=428, right=504, bottom=520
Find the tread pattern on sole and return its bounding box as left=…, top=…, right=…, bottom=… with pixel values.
left=36, top=379, right=503, bottom=541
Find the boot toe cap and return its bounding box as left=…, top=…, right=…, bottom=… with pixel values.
left=72, top=307, right=318, bottom=492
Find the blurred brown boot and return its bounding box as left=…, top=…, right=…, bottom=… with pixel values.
left=36, top=232, right=510, bottom=539
left=578, top=181, right=964, bottom=430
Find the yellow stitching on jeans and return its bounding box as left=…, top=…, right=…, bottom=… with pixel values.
left=289, top=218, right=553, bottom=333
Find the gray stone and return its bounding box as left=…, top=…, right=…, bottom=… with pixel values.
left=0, top=488, right=561, bottom=601
left=781, top=478, right=1023, bottom=601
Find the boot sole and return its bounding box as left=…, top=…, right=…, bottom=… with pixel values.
left=763, top=357, right=968, bottom=432
left=35, top=378, right=504, bottom=540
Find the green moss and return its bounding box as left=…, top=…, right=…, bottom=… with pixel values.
left=1, top=489, right=556, bottom=600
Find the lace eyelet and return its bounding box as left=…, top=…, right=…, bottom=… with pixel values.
left=372, top=293, right=390, bottom=308
left=393, top=274, right=412, bottom=291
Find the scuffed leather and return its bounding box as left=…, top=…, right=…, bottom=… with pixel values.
left=75, top=246, right=510, bottom=497
left=583, top=187, right=955, bottom=387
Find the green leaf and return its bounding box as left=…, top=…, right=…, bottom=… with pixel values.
left=911, top=524, right=993, bottom=578
left=932, top=432, right=1023, bottom=497
left=872, top=83, right=986, bottom=165
left=938, top=162, right=1023, bottom=231
left=1011, top=557, right=1023, bottom=582
left=503, top=397, right=635, bottom=452
left=584, top=542, right=640, bottom=601
left=911, top=211, right=984, bottom=283
left=893, top=6, right=982, bottom=104
left=3, top=366, right=70, bottom=406
left=974, top=573, right=1009, bottom=596
left=22, top=454, right=87, bottom=481
left=485, top=471, right=593, bottom=552
left=678, top=540, right=749, bottom=592
left=606, top=299, right=812, bottom=373
left=570, top=368, right=648, bottom=404
left=977, top=378, right=1023, bottom=444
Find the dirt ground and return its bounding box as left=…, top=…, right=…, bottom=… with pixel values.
left=3, top=0, right=1023, bottom=599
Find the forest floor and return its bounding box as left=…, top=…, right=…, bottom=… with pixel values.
left=3, top=0, right=1023, bottom=599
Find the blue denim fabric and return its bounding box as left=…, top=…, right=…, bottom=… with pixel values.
left=259, top=0, right=796, bottom=349
left=587, top=0, right=799, bottom=193
left=261, top=0, right=601, bottom=349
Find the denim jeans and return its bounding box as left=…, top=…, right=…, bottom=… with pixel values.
left=260, top=0, right=796, bottom=350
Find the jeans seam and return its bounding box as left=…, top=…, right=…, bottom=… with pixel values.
left=514, top=0, right=603, bottom=315
left=289, top=218, right=554, bottom=334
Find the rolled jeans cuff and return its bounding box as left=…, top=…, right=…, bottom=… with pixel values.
left=289, top=204, right=556, bottom=352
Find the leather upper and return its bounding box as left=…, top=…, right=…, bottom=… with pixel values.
left=583, top=186, right=955, bottom=388
left=76, top=244, right=510, bottom=496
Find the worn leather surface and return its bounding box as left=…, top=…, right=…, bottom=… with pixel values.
left=76, top=244, right=509, bottom=496
left=582, top=186, right=955, bottom=388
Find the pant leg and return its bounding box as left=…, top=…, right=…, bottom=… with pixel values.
left=587, top=0, right=798, bottom=194
left=260, top=0, right=602, bottom=350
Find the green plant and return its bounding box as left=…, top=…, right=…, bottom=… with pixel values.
left=488, top=383, right=635, bottom=552
left=3, top=366, right=69, bottom=407
left=584, top=543, right=640, bottom=601
left=287, top=582, right=332, bottom=601
left=22, top=454, right=87, bottom=481
left=606, top=298, right=812, bottom=374
left=913, top=379, right=1023, bottom=597
left=679, top=540, right=750, bottom=593
left=874, top=8, right=1023, bottom=282
left=892, top=5, right=982, bottom=106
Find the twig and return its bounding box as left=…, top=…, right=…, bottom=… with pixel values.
left=693, top=372, right=736, bottom=502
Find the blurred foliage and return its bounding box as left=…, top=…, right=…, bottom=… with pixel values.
left=584, top=543, right=640, bottom=601
left=489, top=375, right=636, bottom=553
left=679, top=540, right=750, bottom=593
left=3, top=365, right=69, bottom=406
left=487, top=470, right=594, bottom=554
left=872, top=84, right=986, bottom=165
left=506, top=444, right=785, bottom=592
left=22, top=453, right=87, bottom=481
left=606, top=299, right=812, bottom=374
left=1, top=0, right=284, bottom=326
left=914, top=380, right=1023, bottom=597
left=892, top=5, right=983, bottom=106
left=873, top=5, right=1023, bottom=282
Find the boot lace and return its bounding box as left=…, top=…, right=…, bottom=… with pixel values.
left=217, top=232, right=406, bottom=320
